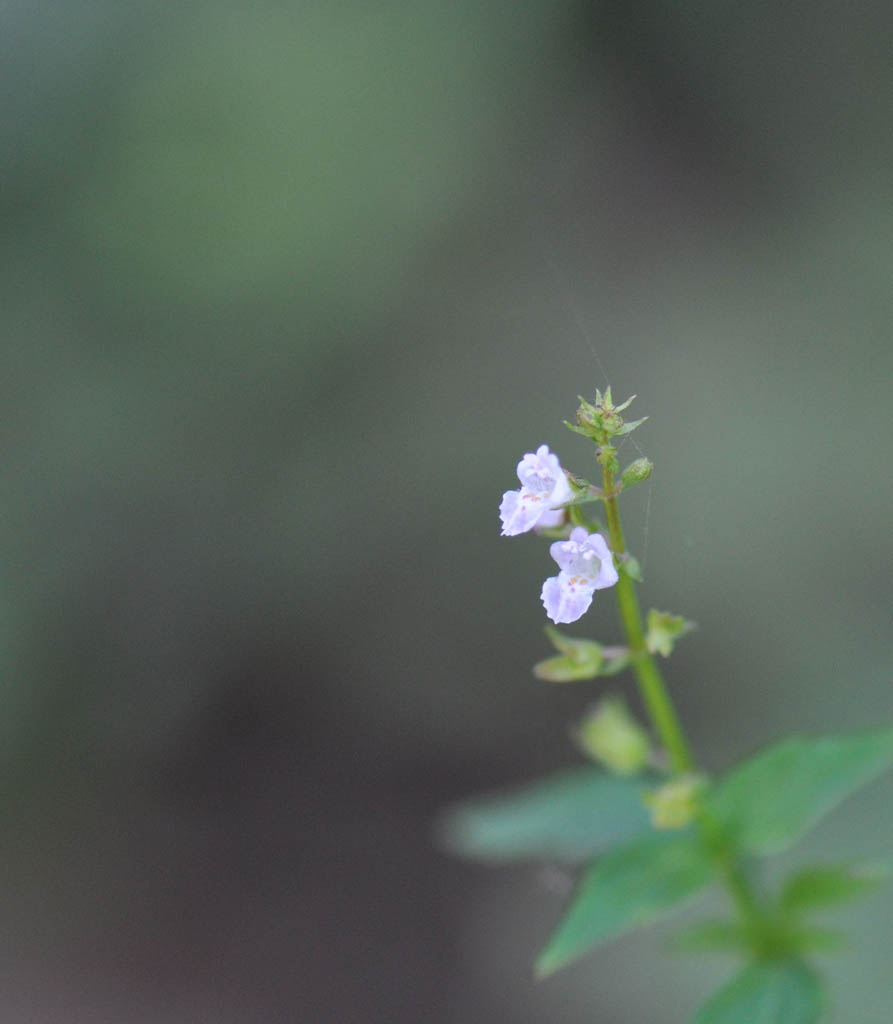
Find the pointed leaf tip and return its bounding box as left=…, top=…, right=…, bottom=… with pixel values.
left=709, top=726, right=893, bottom=854
left=535, top=832, right=712, bottom=974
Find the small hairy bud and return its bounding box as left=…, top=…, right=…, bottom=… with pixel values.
left=620, top=457, right=653, bottom=489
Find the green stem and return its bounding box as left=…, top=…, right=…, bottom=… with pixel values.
left=600, top=455, right=769, bottom=943
left=601, top=466, right=694, bottom=775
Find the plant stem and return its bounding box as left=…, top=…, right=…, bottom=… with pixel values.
left=601, top=465, right=694, bottom=775
left=601, top=458, right=769, bottom=940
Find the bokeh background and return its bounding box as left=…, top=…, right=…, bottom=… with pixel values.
left=3, top=2, right=892, bottom=1021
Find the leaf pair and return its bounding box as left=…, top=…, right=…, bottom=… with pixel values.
left=441, top=724, right=893, bottom=1019
left=533, top=627, right=629, bottom=683
left=536, top=727, right=893, bottom=974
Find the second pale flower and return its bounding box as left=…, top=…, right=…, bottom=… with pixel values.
left=541, top=527, right=618, bottom=624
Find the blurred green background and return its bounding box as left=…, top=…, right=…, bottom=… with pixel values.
left=3, top=1, right=892, bottom=1020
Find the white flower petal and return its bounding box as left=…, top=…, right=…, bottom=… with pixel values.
left=533, top=507, right=566, bottom=531
left=499, top=489, right=547, bottom=536
left=541, top=573, right=595, bottom=624
left=516, top=445, right=563, bottom=494
left=548, top=470, right=573, bottom=508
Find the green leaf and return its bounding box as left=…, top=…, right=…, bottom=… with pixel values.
left=787, top=925, right=845, bottom=953
left=674, top=919, right=843, bottom=959
left=533, top=628, right=603, bottom=682
left=533, top=654, right=602, bottom=683
left=543, top=625, right=603, bottom=659
left=535, top=831, right=712, bottom=975
left=780, top=861, right=892, bottom=913
left=437, top=767, right=655, bottom=863
left=645, top=609, right=695, bottom=657
left=709, top=728, right=893, bottom=854
left=694, top=961, right=825, bottom=1024
left=672, top=919, right=749, bottom=953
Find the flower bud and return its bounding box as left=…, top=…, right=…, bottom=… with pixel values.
left=566, top=389, right=644, bottom=446
left=620, top=457, right=653, bottom=489
left=573, top=698, right=651, bottom=775
left=643, top=775, right=703, bottom=830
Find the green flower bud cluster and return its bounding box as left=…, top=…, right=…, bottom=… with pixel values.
left=565, top=387, right=648, bottom=474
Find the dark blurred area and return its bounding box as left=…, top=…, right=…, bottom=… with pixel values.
left=3, top=2, right=892, bottom=1020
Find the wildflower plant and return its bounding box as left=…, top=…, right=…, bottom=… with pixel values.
left=442, top=389, right=893, bottom=1022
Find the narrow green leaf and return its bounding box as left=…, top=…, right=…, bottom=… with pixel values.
left=672, top=919, right=748, bottom=953
left=788, top=925, right=846, bottom=952
left=709, top=728, right=893, bottom=854
left=780, top=862, right=892, bottom=913
left=674, top=919, right=843, bottom=959
left=694, top=961, right=825, bottom=1024
left=533, top=654, right=602, bottom=683
left=533, top=628, right=603, bottom=682
left=437, top=768, right=654, bottom=863
left=600, top=651, right=632, bottom=675
left=535, top=831, right=712, bottom=975
left=543, top=626, right=598, bottom=659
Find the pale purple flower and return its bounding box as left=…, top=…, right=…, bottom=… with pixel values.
left=541, top=527, right=618, bottom=624
left=499, top=445, right=573, bottom=536
left=533, top=507, right=566, bottom=532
